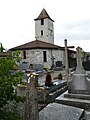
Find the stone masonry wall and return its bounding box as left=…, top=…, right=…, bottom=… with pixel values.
left=20, top=49, right=65, bottom=69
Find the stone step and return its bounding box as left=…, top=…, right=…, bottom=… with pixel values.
left=55, top=92, right=90, bottom=109
left=64, top=93, right=90, bottom=100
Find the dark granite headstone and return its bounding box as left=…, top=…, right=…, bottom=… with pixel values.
left=56, top=61, right=62, bottom=67
left=83, top=60, right=90, bottom=71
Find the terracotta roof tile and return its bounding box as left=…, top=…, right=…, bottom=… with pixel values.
left=9, top=40, right=64, bottom=51
left=34, top=8, right=54, bottom=22
left=9, top=40, right=76, bottom=54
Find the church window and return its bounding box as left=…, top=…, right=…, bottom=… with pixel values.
left=41, top=30, right=43, bottom=36
left=23, top=51, right=26, bottom=59
left=41, top=19, right=44, bottom=25
left=43, top=51, right=47, bottom=62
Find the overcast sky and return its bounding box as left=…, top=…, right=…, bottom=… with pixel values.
left=0, top=0, right=90, bottom=52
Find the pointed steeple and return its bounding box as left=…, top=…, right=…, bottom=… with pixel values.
left=34, top=8, right=54, bottom=22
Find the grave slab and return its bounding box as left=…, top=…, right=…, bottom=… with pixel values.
left=39, top=103, right=84, bottom=120
left=55, top=91, right=90, bottom=109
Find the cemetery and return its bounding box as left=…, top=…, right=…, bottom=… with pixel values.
left=39, top=47, right=90, bottom=120
left=1, top=40, right=90, bottom=120
left=0, top=8, right=90, bottom=120
left=15, top=45, right=90, bottom=120
left=1, top=41, right=90, bottom=120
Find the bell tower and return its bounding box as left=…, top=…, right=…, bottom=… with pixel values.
left=34, top=9, right=54, bottom=44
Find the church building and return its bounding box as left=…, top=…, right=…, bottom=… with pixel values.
left=10, top=9, right=75, bottom=69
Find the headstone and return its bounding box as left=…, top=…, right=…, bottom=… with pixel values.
left=75, top=47, right=85, bottom=74
left=68, top=47, right=90, bottom=94
left=56, top=61, right=62, bottom=67
left=25, top=73, right=39, bottom=120
left=19, top=62, right=29, bottom=70
left=33, top=64, right=44, bottom=73
left=83, top=60, right=90, bottom=71
left=55, top=47, right=90, bottom=111
left=39, top=103, right=84, bottom=120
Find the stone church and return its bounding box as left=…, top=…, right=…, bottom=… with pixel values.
left=10, top=8, right=75, bottom=69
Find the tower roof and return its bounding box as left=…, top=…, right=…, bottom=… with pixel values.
left=34, top=8, right=54, bottom=22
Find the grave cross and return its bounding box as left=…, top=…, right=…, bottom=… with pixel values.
left=75, top=47, right=85, bottom=74
left=64, top=39, right=74, bottom=80
left=25, top=72, right=39, bottom=120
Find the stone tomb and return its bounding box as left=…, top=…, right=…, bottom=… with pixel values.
left=55, top=91, right=90, bottom=109
left=68, top=47, right=90, bottom=94
left=39, top=103, right=84, bottom=120
left=19, top=62, right=29, bottom=70
left=55, top=47, right=90, bottom=118
left=38, top=80, right=68, bottom=102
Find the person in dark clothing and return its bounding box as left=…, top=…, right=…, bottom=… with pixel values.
left=45, top=72, right=53, bottom=87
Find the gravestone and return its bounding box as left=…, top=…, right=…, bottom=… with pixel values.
left=83, top=60, right=90, bottom=71
left=25, top=73, right=39, bottom=120
left=19, top=62, right=29, bottom=70
left=68, top=47, right=90, bottom=94
left=54, top=47, right=90, bottom=117
left=33, top=64, right=44, bottom=73
left=17, top=72, right=39, bottom=120
left=56, top=61, right=62, bottom=67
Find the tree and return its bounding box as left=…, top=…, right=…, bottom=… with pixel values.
left=0, top=50, right=24, bottom=119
